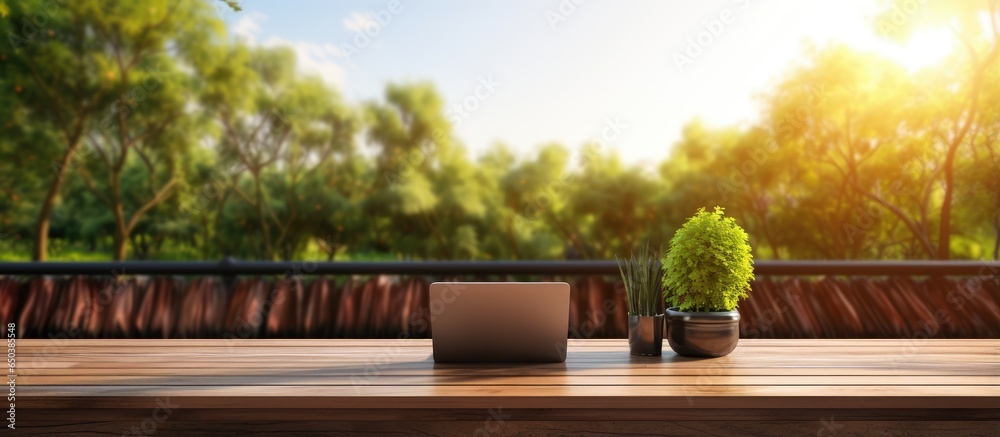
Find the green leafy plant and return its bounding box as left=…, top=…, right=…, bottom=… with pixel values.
left=662, top=207, right=754, bottom=312
left=616, top=240, right=662, bottom=316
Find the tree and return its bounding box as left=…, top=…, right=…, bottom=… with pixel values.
left=2, top=0, right=224, bottom=259
left=506, top=143, right=610, bottom=259
left=206, top=46, right=358, bottom=260
left=876, top=0, right=1000, bottom=258
left=478, top=143, right=561, bottom=260
left=565, top=150, right=663, bottom=258
left=364, top=83, right=451, bottom=259
left=765, top=46, right=943, bottom=259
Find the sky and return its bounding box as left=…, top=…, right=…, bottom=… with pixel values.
left=219, top=0, right=954, bottom=167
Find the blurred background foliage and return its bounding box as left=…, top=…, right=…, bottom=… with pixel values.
left=0, top=0, right=998, bottom=261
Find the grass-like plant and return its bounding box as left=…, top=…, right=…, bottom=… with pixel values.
left=616, top=240, right=663, bottom=316
left=662, top=207, right=754, bottom=312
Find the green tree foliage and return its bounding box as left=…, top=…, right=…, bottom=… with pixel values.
left=1, top=0, right=224, bottom=259
left=1, top=0, right=998, bottom=262
left=875, top=0, right=1000, bottom=259
left=206, top=46, right=359, bottom=260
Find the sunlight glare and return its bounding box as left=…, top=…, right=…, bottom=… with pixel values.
left=880, top=28, right=956, bottom=72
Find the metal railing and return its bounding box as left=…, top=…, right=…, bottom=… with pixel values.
left=0, top=258, right=997, bottom=276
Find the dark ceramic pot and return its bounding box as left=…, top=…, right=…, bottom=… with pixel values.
left=665, top=308, right=740, bottom=358
left=628, top=314, right=664, bottom=356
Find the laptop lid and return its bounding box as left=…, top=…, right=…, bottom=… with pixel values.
left=429, top=282, right=570, bottom=363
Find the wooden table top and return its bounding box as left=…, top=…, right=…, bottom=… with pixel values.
left=16, top=338, right=1000, bottom=410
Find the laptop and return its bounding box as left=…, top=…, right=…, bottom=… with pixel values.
left=429, top=282, right=570, bottom=363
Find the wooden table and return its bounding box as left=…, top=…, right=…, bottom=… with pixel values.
left=14, top=339, right=1000, bottom=436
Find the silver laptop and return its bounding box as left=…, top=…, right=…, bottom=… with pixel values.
left=429, top=282, right=570, bottom=363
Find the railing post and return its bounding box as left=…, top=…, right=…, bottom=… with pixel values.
left=220, top=256, right=238, bottom=293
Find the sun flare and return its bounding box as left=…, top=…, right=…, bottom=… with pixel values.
left=887, top=28, right=957, bottom=71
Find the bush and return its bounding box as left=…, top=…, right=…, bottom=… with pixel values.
left=662, top=207, right=753, bottom=312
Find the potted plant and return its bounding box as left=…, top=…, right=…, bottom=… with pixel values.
left=662, top=207, right=753, bottom=357
left=616, top=241, right=664, bottom=356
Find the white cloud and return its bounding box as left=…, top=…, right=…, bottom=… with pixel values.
left=343, top=12, right=376, bottom=33
left=232, top=11, right=267, bottom=44
left=229, top=11, right=346, bottom=87
left=263, top=37, right=346, bottom=87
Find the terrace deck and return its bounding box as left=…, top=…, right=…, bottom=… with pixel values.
left=14, top=339, right=1000, bottom=435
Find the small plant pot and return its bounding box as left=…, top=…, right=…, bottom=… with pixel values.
left=665, top=308, right=740, bottom=358
left=628, top=314, right=664, bottom=356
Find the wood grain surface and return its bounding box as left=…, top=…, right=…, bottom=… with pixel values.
left=12, top=339, right=1000, bottom=435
